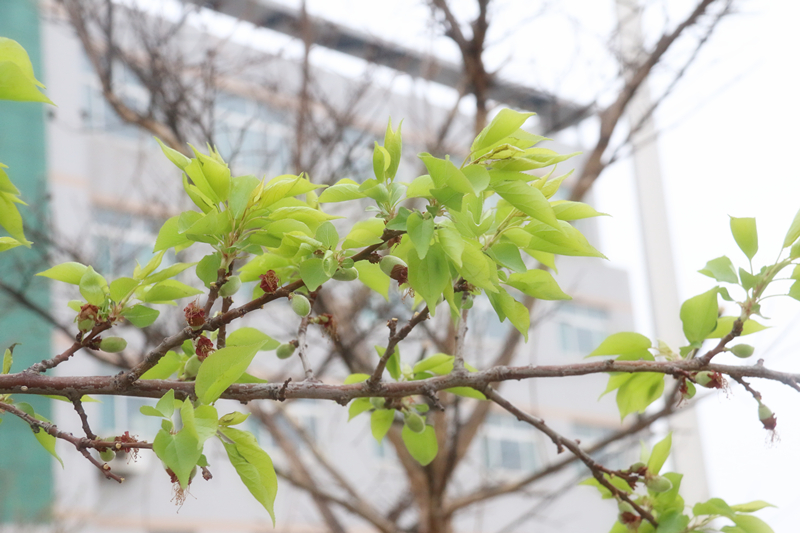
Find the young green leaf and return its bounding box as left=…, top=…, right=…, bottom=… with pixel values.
left=782, top=207, right=800, bottom=248
left=348, top=398, right=372, bottom=421
left=17, top=403, right=64, bottom=467
left=471, top=108, right=534, bottom=154
left=588, top=332, right=651, bottom=357
left=407, top=213, right=434, bottom=259
left=698, top=256, right=739, bottom=284
left=504, top=269, right=571, bottom=300
left=680, top=288, right=719, bottom=344
left=141, top=280, right=203, bottom=303
left=384, top=118, right=402, bottom=179
left=140, top=350, right=182, bottom=380
left=195, top=343, right=263, bottom=404
left=354, top=261, right=390, bottom=301
left=401, top=424, right=438, bottom=466
left=315, top=221, right=339, bottom=249
left=407, top=245, right=450, bottom=314
left=647, top=432, right=672, bottom=475
left=121, top=305, right=160, bottom=328
left=220, top=427, right=278, bottom=525
left=493, top=180, right=559, bottom=228
left=36, top=262, right=88, bottom=285
left=371, top=409, right=395, bottom=442
left=79, top=266, right=108, bottom=306
left=153, top=428, right=201, bottom=489
left=730, top=217, right=758, bottom=260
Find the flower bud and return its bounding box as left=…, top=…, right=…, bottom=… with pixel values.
left=276, top=343, right=296, bottom=359
left=380, top=255, right=407, bottom=276
left=291, top=293, right=311, bottom=316
left=218, top=275, right=241, bottom=297
left=730, top=344, right=755, bottom=358
left=645, top=475, right=672, bottom=493
left=183, top=354, right=201, bottom=379
left=332, top=267, right=359, bottom=281
left=99, top=337, right=127, bottom=353
left=404, top=411, right=426, bottom=434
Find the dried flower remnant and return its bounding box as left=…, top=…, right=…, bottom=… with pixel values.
left=259, top=270, right=279, bottom=293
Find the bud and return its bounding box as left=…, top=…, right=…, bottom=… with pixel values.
left=99, top=449, right=116, bottom=462
left=291, top=293, right=311, bottom=316
left=645, top=475, right=673, bottom=493
left=404, top=411, right=426, bottom=433
left=218, top=275, right=242, bottom=297
left=332, top=267, right=359, bottom=281
left=78, top=318, right=95, bottom=332
left=758, top=404, right=777, bottom=430
left=276, top=343, right=296, bottom=359
left=259, top=270, right=280, bottom=293
left=462, top=295, right=474, bottom=310
left=370, top=397, right=386, bottom=409
left=183, top=354, right=201, bottom=379
left=730, top=344, right=755, bottom=358
left=183, top=300, right=205, bottom=328
left=99, top=337, right=127, bottom=353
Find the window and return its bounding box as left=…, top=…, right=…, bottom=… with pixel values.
left=556, top=302, right=608, bottom=356
left=482, top=413, right=538, bottom=472
left=99, top=394, right=162, bottom=439
left=93, top=208, right=163, bottom=278
left=213, top=92, right=290, bottom=174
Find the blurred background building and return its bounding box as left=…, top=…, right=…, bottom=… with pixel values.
left=0, top=0, right=699, bottom=531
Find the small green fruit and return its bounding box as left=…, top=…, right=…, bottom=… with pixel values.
left=370, top=397, right=386, bottom=409
left=617, top=501, right=635, bottom=514
left=694, top=371, right=718, bottom=388
left=78, top=319, right=94, bottom=332
left=218, top=275, right=242, bottom=297
left=646, top=475, right=673, bottom=493
left=730, top=344, right=755, bottom=358
left=183, top=354, right=201, bottom=379
left=99, top=449, right=116, bottom=462
left=291, top=294, right=311, bottom=316
left=332, top=267, right=359, bottom=281
left=462, top=295, right=474, bottom=310
left=404, top=411, right=426, bottom=433
left=758, top=404, right=773, bottom=420
left=99, top=337, right=127, bottom=353
left=276, top=343, right=296, bottom=359
left=380, top=255, right=407, bottom=276
left=629, top=462, right=646, bottom=472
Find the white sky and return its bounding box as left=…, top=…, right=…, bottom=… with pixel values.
left=143, top=0, right=800, bottom=529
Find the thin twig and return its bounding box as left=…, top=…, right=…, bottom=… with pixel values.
left=72, top=397, right=96, bottom=440
left=367, top=307, right=431, bottom=389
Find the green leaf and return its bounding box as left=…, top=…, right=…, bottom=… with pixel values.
left=121, top=305, right=160, bottom=328
left=354, top=261, right=390, bottom=301
left=731, top=514, right=774, bottom=533
left=418, top=154, right=474, bottom=194
left=699, top=256, right=739, bottom=284
left=140, top=350, right=182, bottom=380
left=154, top=137, right=191, bottom=169
left=110, top=277, right=139, bottom=302
left=371, top=409, right=395, bottom=442
left=196, top=252, right=222, bottom=288
left=707, top=317, right=768, bottom=338
left=384, top=118, right=403, bottom=179
left=616, top=373, right=664, bottom=420
left=437, top=225, right=465, bottom=267
left=462, top=165, right=490, bottom=194
left=471, top=108, right=534, bottom=153
left=348, top=398, right=372, bottom=420
left=142, top=262, right=197, bottom=286
left=525, top=220, right=606, bottom=258
left=226, top=327, right=279, bottom=351
left=493, top=180, right=559, bottom=228
left=79, top=266, right=108, bottom=306
left=342, top=218, right=385, bottom=249
left=551, top=201, right=609, bottom=221
left=156, top=389, right=176, bottom=418
left=782, top=207, right=800, bottom=248
left=693, top=498, right=735, bottom=519
left=504, top=269, right=571, bottom=300
left=154, top=215, right=191, bottom=252
left=413, top=353, right=454, bottom=375
left=182, top=210, right=231, bottom=238
left=228, top=175, right=260, bottom=220
left=456, top=242, right=497, bottom=292
left=407, top=213, right=434, bottom=259
left=648, top=433, right=671, bottom=475
left=343, top=373, right=370, bottom=384
left=219, top=411, right=250, bottom=426
left=195, top=343, right=263, bottom=404
left=680, top=288, right=719, bottom=344
left=655, top=511, right=690, bottom=533
left=141, top=280, right=203, bottom=303
left=729, top=501, right=776, bottom=513
left=2, top=344, right=14, bottom=374
left=373, top=142, right=391, bottom=181
left=299, top=257, right=331, bottom=291
left=487, top=242, right=527, bottom=272
left=315, top=222, right=339, bottom=249
left=0, top=236, right=24, bottom=253
left=375, top=345, right=401, bottom=381
left=407, top=245, right=450, bottom=314
left=153, top=427, right=201, bottom=490
left=445, top=387, right=486, bottom=400
left=0, top=56, right=53, bottom=104
left=220, top=428, right=278, bottom=525
left=36, top=262, right=88, bottom=285
left=588, top=332, right=651, bottom=357
left=730, top=217, right=758, bottom=260
left=317, top=179, right=366, bottom=203
left=405, top=175, right=435, bottom=198
left=485, top=288, right=530, bottom=341
left=401, top=424, right=438, bottom=466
